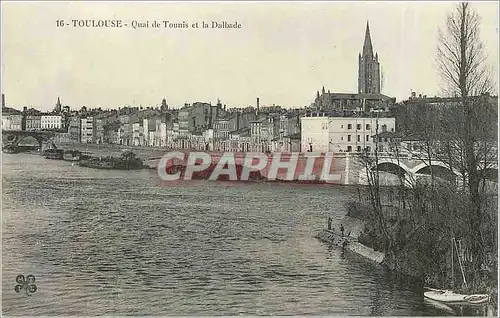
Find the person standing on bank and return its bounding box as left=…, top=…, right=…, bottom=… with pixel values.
left=327, top=217, right=332, bottom=230
left=340, top=224, right=345, bottom=237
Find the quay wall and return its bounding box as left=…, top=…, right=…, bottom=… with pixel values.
left=57, top=142, right=404, bottom=186
left=315, top=226, right=386, bottom=265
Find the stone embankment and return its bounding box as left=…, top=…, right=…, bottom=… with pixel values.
left=315, top=216, right=386, bottom=264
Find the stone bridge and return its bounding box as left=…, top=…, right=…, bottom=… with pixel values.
left=2, top=130, right=55, bottom=150
left=352, top=153, right=498, bottom=186
left=147, top=150, right=496, bottom=186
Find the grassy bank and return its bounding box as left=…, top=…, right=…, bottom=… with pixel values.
left=346, top=182, right=498, bottom=311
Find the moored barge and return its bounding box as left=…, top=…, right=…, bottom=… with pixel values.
left=43, top=148, right=64, bottom=160
left=78, top=151, right=144, bottom=170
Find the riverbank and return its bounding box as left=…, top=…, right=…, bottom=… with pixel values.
left=315, top=211, right=497, bottom=316
left=333, top=198, right=499, bottom=316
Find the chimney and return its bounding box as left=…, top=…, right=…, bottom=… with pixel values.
left=236, top=112, right=240, bottom=131
left=1, top=93, right=4, bottom=107
left=256, top=97, right=260, bottom=114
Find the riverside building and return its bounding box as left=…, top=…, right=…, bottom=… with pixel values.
left=301, top=114, right=395, bottom=153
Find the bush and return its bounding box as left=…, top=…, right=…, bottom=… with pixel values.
left=345, top=201, right=372, bottom=220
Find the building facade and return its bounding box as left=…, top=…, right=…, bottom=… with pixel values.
left=2, top=107, right=23, bottom=131
left=81, top=117, right=95, bottom=143
left=68, top=116, right=81, bottom=141
left=40, top=114, right=63, bottom=129
left=301, top=115, right=396, bottom=153
left=25, top=115, right=42, bottom=131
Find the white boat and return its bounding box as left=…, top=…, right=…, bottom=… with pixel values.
left=424, top=290, right=468, bottom=303
left=424, top=290, right=490, bottom=305
left=423, top=236, right=490, bottom=307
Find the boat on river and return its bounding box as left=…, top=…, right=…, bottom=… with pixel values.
left=43, top=148, right=64, bottom=160
left=423, top=236, right=490, bottom=306
left=63, top=149, right=91, bottom=161
left=424, top=290, right=489, bottom=305
left=78, top=150, right=144, bottom=170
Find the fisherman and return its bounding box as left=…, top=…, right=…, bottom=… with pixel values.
left=340, top=224, right=345, bottom=237
left=342, top=238, right=348, bottom=252
left=327, top=217, right=332, bottom=230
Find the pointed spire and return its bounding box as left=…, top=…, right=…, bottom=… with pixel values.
left=54, top=96, right=62, bottom=113
left=362, top=21, right=374, bottom=57
left=322, top=86, right=325, bottom=94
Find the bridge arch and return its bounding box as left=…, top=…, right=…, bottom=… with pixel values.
left=411, top=162, right=458, bottom=183
left=357, top=159, right=412, bottom=187
left=16, top=135, right=40, bottom=146
left=375, top=159, right=412, bottom=176
left=410, top=162, right=459, bottom=175
left=2, top=130, right=55, bottom=149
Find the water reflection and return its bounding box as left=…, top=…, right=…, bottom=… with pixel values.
left=1, top=154, right=485, bottom=316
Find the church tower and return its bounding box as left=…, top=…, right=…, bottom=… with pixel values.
left=358, top=21, right=381, bottom=94
left=54, top=97, right=62, bottom=113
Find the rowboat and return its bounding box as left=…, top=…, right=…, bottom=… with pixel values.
left=423, top=236, right=490, bottom=307
left=424, top=290, right=489, bottom=305
left=424, top=290, right=467, bottom=303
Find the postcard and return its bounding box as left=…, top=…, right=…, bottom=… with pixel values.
left=2, top=1, right=498, bottom=316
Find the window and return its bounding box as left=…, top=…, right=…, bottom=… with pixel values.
left=384, top=138, right=388, bottom=142
left=347, top=124, right=352, bottom=129
left=357, top=135, right=360, bottom=142
left=357, top=146, right=361, bottom=152
left=341, top=137, right=343, bottom=141
left=366, top=146, right=371, bottom=152
left=366, top=124, right=370, bottom=130
left=382, top=124, right=387, bottom=132
left=341, top=125, right=344, bottom=129
left=347, top=135, right=351, bottom=142
left=378, top=137, right=382, bottom=142
left=366, top=135, right=369, bottom=141
left=347, top=146, right=352, bottom=152
left=378, top=145, right=384, bottom=152
left=391, top=128, right=394, bottom=132
left=357, top=124, right=361, bottom=130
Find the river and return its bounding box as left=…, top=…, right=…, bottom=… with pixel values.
left=1, top=153, right=465, bottom=316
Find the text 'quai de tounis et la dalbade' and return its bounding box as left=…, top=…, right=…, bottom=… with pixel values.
left=56, top=19, right=242, bottom=29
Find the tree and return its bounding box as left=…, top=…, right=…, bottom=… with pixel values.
left=436, top=2, right=497, bottom=288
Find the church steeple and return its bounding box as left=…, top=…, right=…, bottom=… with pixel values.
left=54, top=97, right=62, bottom=113
left=362, top=21, right=374, bottom=57
left=358, top=21, right=381, bottom=94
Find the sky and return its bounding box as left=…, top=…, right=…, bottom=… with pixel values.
left=1, top=1, right=499, bottom=111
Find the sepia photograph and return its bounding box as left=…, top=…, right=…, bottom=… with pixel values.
left=1, top=1, right=498, bottom=316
